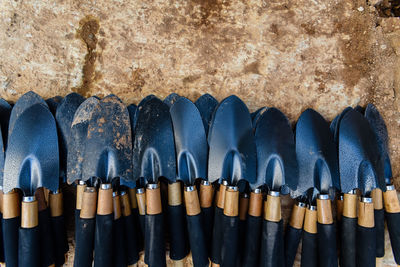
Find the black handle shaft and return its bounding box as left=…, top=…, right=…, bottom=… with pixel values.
left=284, top=225, right=302, bottom=267
left=186, top=214, right=209, bottom=267
left=301, top=230, right=318, bottom=267
left=3, top=216, right=19, bottom=267
left=356, top=224, right=376, bottom=267
left=220, top=214, right=239, bottom=267
left=39, top=208, right=56, bottom=267
left=123, top=213, right=139, bottom=265
left=131, top=207, right=144, bottom=251
left=386, top=212, right=400, bottom=263
left=201, top=206, right=214, bottom=257
left=374, top=208, right=385, bottom=258
left=113, top=216, right=127, bottom=267
left=259, top=219, right=284, bottom=267
left=167, top=204, right=189, bottom=260
left=0, top=213, right=4, bottom=263
left=145, top=213, right=166, bottom=267
left=19, top=226, right=40, bottom=267
left=211, top=206, right=224, bottom=265
left=317, top=223, right=338, bottom=267
left=340, top=216, right=357, bottom=267
left=73, top=217, right=95, bottom=267
left=93, top=214, right=113, bottom=267
left=50, top=215, right=68, bottom=267
left=242, top=215, right=262, bottom=267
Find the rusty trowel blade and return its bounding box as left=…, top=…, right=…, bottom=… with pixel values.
left=3, top=104, right=59, bottom=194
left=294, top=109, right=339, bottom=200
left=132, top=97, right=176, bottom=184
left=82, top=95, right=132, bottom=184
left=66, top=96, right=100, bottom=184
left=170, top=97, right=207, bottom=185
left=207, top=95, right=256, bottom=191
left=252, top=108, right=298, bottom=194
left=339, top=109, right=385, bottom=195
left=365, top=104, right=392, bottom=185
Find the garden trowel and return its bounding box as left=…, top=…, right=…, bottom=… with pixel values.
left=365, top=104, right=400, bottom=264
left=251, top=107, right=267, bottom=127
left=339, top=108, right=385, bottom=267
left=82, top=95, right=132, bottom=267
left=170, top=97, right=209, bottom=267
left=0, top=98, right=11, bottom=146
left=132, top=97, right=176, bottom=267
left=250, top=107, right=298, bottom=267
left=4, top=103, right=59, bottom=267
left=208, top=95, right=256, bottom=267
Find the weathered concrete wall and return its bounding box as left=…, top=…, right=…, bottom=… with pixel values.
left=1, top=0, right=400, bottom=265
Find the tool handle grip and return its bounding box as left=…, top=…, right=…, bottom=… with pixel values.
left=94, top=214, right=113, bottom=267
left=168, top=204, right=189, bottom=260
left=18, top=226, right=40, bottom=267
left=50, top=214, right=68, bottom=267
left=301, top=231, right=318, bottom=267
left=356, top=224, right=376, bottom=267
left=74, top=209, right=80, bottom=232
left=374, top=208, right=385, bottom=258
left=201, top=206, right=214, bottom=256
left=39, top=208, right=56, bottom=267
left=123, top=214, right=139, bottom=265
left=0, top=214, right=4, bottom=263
left=340, top=216, right=357, bottom=267
left=3, top=216, right=19, bottom=267
left=242, top=215, right=262, bottom=267
left=211, top=206, right=224, bottom=265
left=145, top=213, right=166, bottom=267
left=186, top=214, right=209, bottom=267
left=284, top=225, right=302, bottom=267
left=386, top=212, right=400, bottom=263
left=130, top=208, right=144, bottom=251
left=259, top=219, right=284, bottom=267
left=220, top=214, right=239, bottom=267
left=74, top=217, right=95, bottom=267
left=317, top=223, right=338, bottom=267
left=113, top=216, right=127, bottom=267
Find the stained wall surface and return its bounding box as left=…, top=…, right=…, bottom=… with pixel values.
left=1, top=0, right=399, bottom=265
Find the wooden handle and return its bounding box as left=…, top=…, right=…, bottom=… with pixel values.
left=120, top=192, right=132, bottom=217
left=97, top=186, right=113, bottom=215
left=317, top=198, right=333, bottom=224
left=3, top=190, right=20, bottom=219
left=289, top=203, right=306, bottom=229
left=304, top=207, right=317, bottom=234
left=223, top=188, right=239, bottom=217
left=146, top=186, right=162, bottom=215
left=239, top=195, right=249, bottom=220
left=264, top=194, right=281, bottom=222
left=80, top=188, right=97, bottom=219
left=49, top=192, right=63, bottom=217
left=383, top=189, right=400, bottom=213
left=35, top=187, right=48, bottom=212
left=113, top=194, right=121, bottom=220
left=168, top=182, right=182, bottom=206
left=336, top=196, right=344, bottom=221
left=216, top=184, right=227, bottom=209
left=248, top=191, right=263, bottom=217
left=76, top=184, right=86, bottom=210
left=358, top=200, right=374, bottom=228
left=136, top=190, right=146, bottom=215
left=21, top=199, right=38, bottom=228
left=372, top=188, right=383, bottom=210
left=128, top=188, right=138, bottom=209
left=343, top=193, right=357, bottom=218
left=199, top=182, right=214, bottom=208
left=184, top=188, right=201, bottom=216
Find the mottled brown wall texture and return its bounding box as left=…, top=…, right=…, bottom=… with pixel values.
left=0, top=0, right=400, bottom=265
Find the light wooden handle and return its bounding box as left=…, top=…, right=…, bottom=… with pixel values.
left=168, top=182, right=182, bottom=206
left=289, top=203, right=306, bottom=229
left=120, top=193, right=132, bottom=217
left=304, top=207, right=317, bottom=234
left=217, top=184, right=227, bottom=209
left=317, top=197, right=333, bottom=224
left=128, top=188, right=138, bottom=209
left=97, top=186, right=113, bottom=215
left=199, top=182, right=214, bottom=208
left=49, top=192, right=63, bottom=217
left=343, top=193, right=357, bottom=218
left=21, top=199, right=38, bottom=228
left=239, top=195, right=249, bottom=220
left=184, top=188, right=201, bottom=216
left=383, top=189, right=400, bottom=213
left=248, top=191, right=263, bottom=217
left=113, top=194, right=121, bottom=220
left=224, top=188, right=239, bottom=217
left=264, top=194, right=281, bottom=222
left=136, top=190, right=146, bottom=215
left=146, top=186, right=162, bottom=215
left=358, top=199, right=374, bottom=228
left=80, top=188, right=97, bottom=219
left=372, top=188, right=383, bottom=210
left=3, top=190, right=20, bottom=219
left=76, top=184, right=86, bottom=210
left=336, top=196, right=344, bottom=221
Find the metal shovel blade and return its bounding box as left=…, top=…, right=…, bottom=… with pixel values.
left=66, top=97, right=100, bottom=184
left=252, top=108, right=298, bottom=194
left=46, top=96, right=63, bottom=115
left=3, top=104, right=59, bottom=194
left=132, top=95, right=157, bottom=131
left=330, top=107, right=352, bottom=145
left=55, top=93, right=85, bottom=180
left=170, top=97, right=207, bottom=185
left=294, top=109, right=339, bottom=200
left=82, top=95, right=132, bottom=183
left=365, top=104, right=392, bottom=185
left=251, top=107, right=267, bottom=128
left=0, top=98, right=11, bottom=147
left=0, top=126, right=5, bottom=186
left=339, top=109, right=385, bottom=195
left=195, top=94, right=218, bottom=135
left=132, top=97, right=176, bottom=184
left=207, top=95, right=256, bottom=191
left=8, top=91, right=48, bottom=138
left=121, top=103, right=138, bottom=188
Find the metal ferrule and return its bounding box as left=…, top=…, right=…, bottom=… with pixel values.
left=112, top=191, right=119, bottom=197
left=347, top=189, right=357, bottom=194
left=242, top=193, right=249, bottom=198
left=147, top=183, right=159, bottom=190
left=253, top=188, right=262, bottom=194
left=23, top=196, right=36, bottom=203
left=227, top=185, right=238, bottom=191
left=318, top=194, right=329, bottom=200
left=338, top=194, right=344, bottom=201
left=120, top=191, right=127, bottom=196
left=79, top=180, right=86, bottom=185
left=101, top=183, right=112, bottom=190
left=387, top=184, right=395, bottom=191
left=269, top=191, right=280, bottom=197
left=222, top=180, right=229, bottom=186
left=297, top=202, right=306, bottom=208
left=52, top=189, right=60, bottom=194
left=361, top=197, right=373, bottom=203
left=201, top=180, right=210, bottom=186
left=85, top=187, right=96, bottom=193
left=308, top=205, right=317, bottom=211
left=137, top=188, right=145, bottom=194
left=185, top=186, right=195, bottom=192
